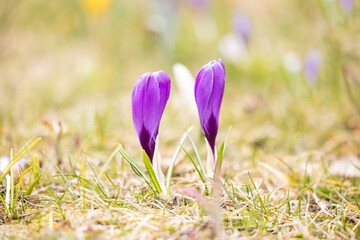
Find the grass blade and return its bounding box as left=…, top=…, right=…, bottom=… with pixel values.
left=0, top=194, right=11, bottom=219
left=271, top=179, right=319, bottom=216
left=97, top=146, right=119, bottom=181
left=220, top=180, right=240, bottom=208
left=214, top=141, right=225, bottom=179
left=186, top=132, right=206, bottom=177
left=14, top=166, right=34, bottom=205
left=25, top=175, right=41, bottom=196
left=48, top=156, right=78, bottom=200
left=143, top=151, right=162, bottom=194
left=166, top=127, right=193, bottom=193
left=117, top=147, right=150, bottom=184
left=214, top=126, right=231, bottom=179
left=180, top=145, right=206, bottom=184
left=0, top=137, right=41, bottom=183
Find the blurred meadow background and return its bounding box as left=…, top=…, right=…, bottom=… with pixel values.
left=0, top=0, right=360, bottom=239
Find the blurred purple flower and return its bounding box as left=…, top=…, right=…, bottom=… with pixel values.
left=132, top=71, right=171, bottom=161
left=339, top=0, right=354, bottom=13
left=187, top=0, right=210, bottom=10
left=304, top=50, right=322, bottom=83
left=194, top=59, right=226, bottom=156
left=233, top=12, right=251, bottom=45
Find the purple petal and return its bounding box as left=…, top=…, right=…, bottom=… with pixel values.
left=203, top=113, right=218, bottom=153
left=187, top=0, right=210, bottom=10
left=132, top=73, right=151, bottom=137
left=339, top=0, right=354, bottom=13
left=132, top=71, right=171, bottom=161
left=142, top=74, right=161, bottom=137
left=154, top=71, right=171, bottom=115
left=138, top=127, right=156, bottom=161
left=233, top=12, right=251, bottom=44
left=304, top=50, right=322, bottom=83
left=194, top=59, right=226, bottom=154
left=195, top=65, right=214, bottom=126
left=219, top=58, right=226, bottom=77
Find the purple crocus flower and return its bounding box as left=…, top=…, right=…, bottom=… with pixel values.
left=187, top=0, right=210, bottom=10
left=339, top=0, right=354, bottom=13
left=194, top=59, right=226, bottom=156
left=233, top=12, right=251, bottom=45
left=132, top=71, right=171, bottom=161
left=304, top=50, right=322, bottom=83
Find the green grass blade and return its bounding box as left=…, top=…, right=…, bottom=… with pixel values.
left=0, top=194, right=11, bottom=219
left=15, top=166, right=34, bottom=204
left=214, top=141, right=225, bottom=179
left=143, top=151, right=162, bottom=194
left=222, top=126, right=232, bottom=158
left=33, top=155, right=39, bottom=180
left=220, top=180, right=240, bottom=208
left=186, top=132, right=206, bottom=177
left=95, top=181, right=109, bottom=199
left=180, top=145, right=206, bottom=184
left=105, top=173, right=120, bottom=192
left=117, top=147, right=150, bottom=184
left=166, top=127, right=193, bottom=193
left=0, top=137, right=41, bottom=182
left=271, top=179, right=319, bottom=216
left=97, top=146, right=119, bottom=181
left=214, top=126, right=231, bottom=179
left=48, top=156, right=78, bottom=200
left=25, top=175, right=41, bottom=196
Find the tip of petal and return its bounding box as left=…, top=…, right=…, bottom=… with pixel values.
left=219, top=58, right=226, bottom=76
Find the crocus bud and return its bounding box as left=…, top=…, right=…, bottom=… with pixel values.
left=194, top=59, right=226, bottom=156
left=132, top=71, right=171, bottom=162
left=233, top=12, right=251, bottom=45
left=304, top=49, right=322, bottom=83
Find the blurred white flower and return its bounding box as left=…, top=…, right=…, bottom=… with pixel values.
left=283, top=52, right=302, bottom=73
left=218, top=33, right=247, bottom=63
left=0, top=156, right=26, bottom=207
left=172, top=63, right=197, bottom=115
left=328, top=155, right=360, bottom=177
left=0, top=156, right=26, bottom=174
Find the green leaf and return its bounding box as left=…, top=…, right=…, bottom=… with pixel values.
left=214, top=141, right=225, bottom=179
left=214, top=126, right=231, bottom=179
left=117, top=147, right=150, bottom=184
left=25, top=175, right=41, bottom=196
left=143, top=151, right=162, bottom=194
